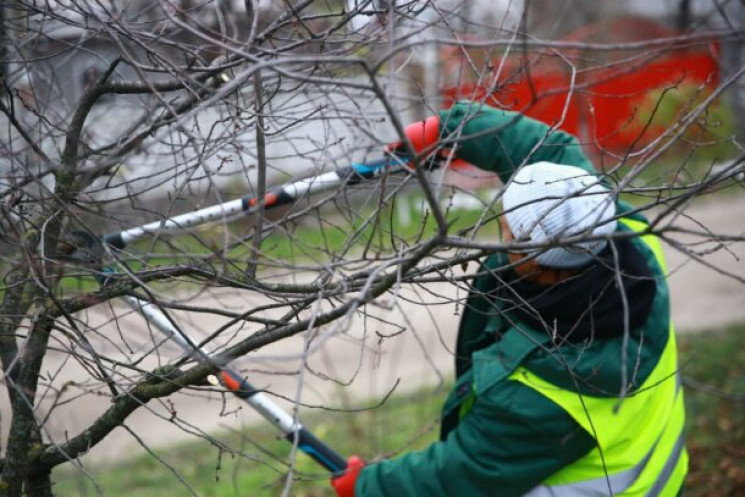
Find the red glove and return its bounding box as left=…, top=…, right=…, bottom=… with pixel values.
left=331, top=455, right=365, bottom=497
left=386, top=115, right=441, bottom=155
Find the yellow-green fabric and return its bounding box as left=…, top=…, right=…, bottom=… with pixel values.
left=509, top=218, right=688, bottom=496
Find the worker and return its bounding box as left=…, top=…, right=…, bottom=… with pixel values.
left=330, top=100, right=688, bottom=496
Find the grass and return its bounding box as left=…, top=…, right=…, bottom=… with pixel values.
left=52, top=323, right=745, bottom=496
left=679, top=323, right=745, bottom=496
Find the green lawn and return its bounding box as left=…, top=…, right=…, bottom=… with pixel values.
left=679, top=323, right=745, bottom=496
left=53, top=323, right=745, bottom=496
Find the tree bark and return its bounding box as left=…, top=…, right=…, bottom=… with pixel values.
left=1, top=312, right=56, bottom=496
left=677, top=0, right=692, bottom=31
left=718, top=2, right=745, bottom=142
left=24, top=469, right=53, bottom=497
left=0, top=167, right=77, bottom=495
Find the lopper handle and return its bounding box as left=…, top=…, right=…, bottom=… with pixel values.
left=108, top=293, right=349, bottom=475
left=101, top=155, right=414, bottom=249
left=220, top=370, right=347, bottom=474
left=289, top=425, right=348, bottom=474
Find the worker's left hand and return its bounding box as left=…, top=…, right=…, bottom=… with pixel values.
left=331, top=455, right=365, bottom=497
left=386, top=115, right=441, bottom=156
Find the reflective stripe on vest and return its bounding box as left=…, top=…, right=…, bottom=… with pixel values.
left=513, top=218, right=688, bottom=497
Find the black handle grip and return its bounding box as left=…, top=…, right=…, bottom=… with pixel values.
left=288, top=427, right=348, bottom=474
left=220, top=370, right=347, bottom=474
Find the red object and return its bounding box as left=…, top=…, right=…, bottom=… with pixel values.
left=440, top=16, right=720, bottom=158
left=331, top=455, right=365, bottom=497
left=248, top=192, right=278, bottom=207
left=583, top=51, right=718, bottom=151
left=220, top=371, right=241, bottom=391
left=388, top=115, right=441, bottom=154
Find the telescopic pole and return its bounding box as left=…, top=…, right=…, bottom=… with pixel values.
left=103, top=156, right=413, bottom=250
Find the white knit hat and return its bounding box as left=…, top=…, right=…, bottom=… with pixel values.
left=502, top=162, right=617, bottom=269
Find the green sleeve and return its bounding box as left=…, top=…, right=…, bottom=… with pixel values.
left=436, top=100, right=649, bottom=223
left=355, top=381, right=595, bottom=497
left=438, top=100, right=596, bottom=183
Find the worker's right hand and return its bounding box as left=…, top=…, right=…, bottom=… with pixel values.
left=331, top=455, right=365, bottom=497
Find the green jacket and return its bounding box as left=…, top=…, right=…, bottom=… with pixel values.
left=355, top=101, right=672, bottom=496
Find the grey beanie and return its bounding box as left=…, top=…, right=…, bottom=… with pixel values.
left=502, top=162, right=617, bottom=269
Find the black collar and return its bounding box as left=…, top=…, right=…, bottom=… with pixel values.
left=495, top=238, right=657, bottom=344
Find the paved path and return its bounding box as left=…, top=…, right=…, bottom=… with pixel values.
left=4, top=194, right=745, bottom=465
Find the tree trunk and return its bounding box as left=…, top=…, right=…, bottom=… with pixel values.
left=0, top=315, right=55, bottom=497
left=25, top=468, right=53, bottom=497
left=0, top=1, right=7, bottom=82
left=677, top=0, right=692, bottom=31
left=0, top=173, right=75, bottom=494
left=719, top=2, right=745, bottom=142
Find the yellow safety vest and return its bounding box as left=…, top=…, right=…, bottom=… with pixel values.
left=509, top=218, right=688, bottom=496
